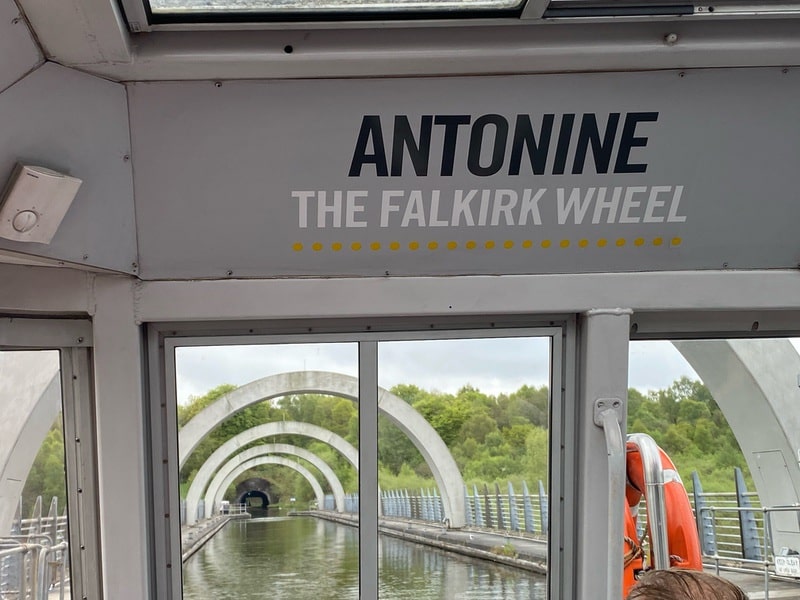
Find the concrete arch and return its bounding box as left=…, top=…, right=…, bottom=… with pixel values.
left=179, top=371, right=466, bottom=527
left=674, top=339, right=800, bottom=552
left=201, top=443, right=346, bottom=520
left=0, top=352, right=61, bottom=535
left=185, top=421, right=357, bottom=524
left=209, top=456, right=325, bottom=514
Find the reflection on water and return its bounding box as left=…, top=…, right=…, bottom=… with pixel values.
left=182, top=517, right=545, bottom=599
left=379, top=533, right=545, bottom=600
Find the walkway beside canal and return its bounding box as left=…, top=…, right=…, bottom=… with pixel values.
left=181, top=512, right=250, bottom=562
left=300, top=510, right=548, bottom=573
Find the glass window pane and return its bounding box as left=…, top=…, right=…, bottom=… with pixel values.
left=148, top=0, right=525, bottom=17
left=377, top=336, right=550, bottom=598
left=176, top=342, right=360, bottom=599
left=626, top=338, right=800, bottom=596
left=0, top=350, right=72, bottom=598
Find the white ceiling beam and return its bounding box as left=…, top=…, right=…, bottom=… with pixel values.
left=16, top=0, right=131, bottom=64
left=77, top=18, right=800, bottom=81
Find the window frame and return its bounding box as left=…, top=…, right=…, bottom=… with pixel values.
left=146, top=315, right=572, bottom=599
left=0, top=318, right=102, bottom=600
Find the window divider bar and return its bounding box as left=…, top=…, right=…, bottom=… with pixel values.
left=61, top=347, right=103, bottom=600
left=359, top=340, right=379, bottom=598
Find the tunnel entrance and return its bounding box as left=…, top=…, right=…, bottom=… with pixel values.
left=238, top=489, right=270, bottom=509
left=235, top=478, right=273, bottom=516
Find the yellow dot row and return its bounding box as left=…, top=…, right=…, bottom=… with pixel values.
left=292, top=237, right=682, bottom=252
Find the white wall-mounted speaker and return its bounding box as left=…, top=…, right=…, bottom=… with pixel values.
left=0, top=163, right=82, bottom=244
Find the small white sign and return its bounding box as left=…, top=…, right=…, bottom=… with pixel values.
left=775, top=555, right=800, bottom=577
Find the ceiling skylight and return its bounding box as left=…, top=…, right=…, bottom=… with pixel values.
left=147, top=0, right=525, bottom=14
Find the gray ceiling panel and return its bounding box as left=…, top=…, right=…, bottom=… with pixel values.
left=0, top=0, right=42, bottom=93
left=0, top=63, right=137, bottom=273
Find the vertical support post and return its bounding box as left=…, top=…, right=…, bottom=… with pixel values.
left=97, top=279, right=148, bottom=599
left=735, top=467, right=763, bottom=561
left=47, top=497, right=58, bottom=544
left=474, top=485, right=484, bottom=527
left=576, top=309, right=631, bottom=600
left=484, top=484, right=493, bottom=529
left=539, top=480, right=549, bottom=535
left=522, top=481, right=535, bottom=534
left=464, top=486, right=473, bottom=527
left=31, top=496, right=42, bottom=537
left=359, top=341, right=378, bottom=600
left=692, top=471, right=716, bottom=556
left=12, top=498, right=21, bottom=535
left=426, top=490, right=431, bottom=522
left=495, top=483, right=506, bottom=530
left=508, top=482, right=520, bottom=532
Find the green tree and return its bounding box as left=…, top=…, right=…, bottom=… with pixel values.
left=21, top=417, right=66, bottom=513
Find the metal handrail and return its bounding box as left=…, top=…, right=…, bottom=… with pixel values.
left=0, top=538, right=69, bottom=600
left=595, top=399, right=626, bottom=600
left=627, top=433, right=670, bottom=570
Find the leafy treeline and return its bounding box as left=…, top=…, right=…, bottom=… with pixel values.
left=20, top=376, right=753, bottom=514
left=21, top=418, right=66, bottom=512
left=628, top=377, right=753, bottom=491
left=378, top=383, right=549, bottom=493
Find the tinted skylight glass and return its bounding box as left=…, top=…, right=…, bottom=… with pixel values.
left=148, top=0, right=525, bottom=14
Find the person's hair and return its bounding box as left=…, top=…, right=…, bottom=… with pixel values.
left=625, top=569, right=749, bottom=600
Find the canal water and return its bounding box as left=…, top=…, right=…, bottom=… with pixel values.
left=182, top=516, right=547, bottom=599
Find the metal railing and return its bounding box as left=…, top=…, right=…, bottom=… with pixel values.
left=701, top=504, right=800, bottom=600
left=219, top=503, right=248, bottom=515
left=332, top=480, right=549, bottom=535
left=0, top=539, right=69, bottom=600
left=2, top=496, right=70, bottom=600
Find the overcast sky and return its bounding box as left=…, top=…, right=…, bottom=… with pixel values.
left=174, top=337, right=717, bottom=405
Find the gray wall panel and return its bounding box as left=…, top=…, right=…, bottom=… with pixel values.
left=0, top=63, right=136, bottom=273
left=126, top=69, right=798, bottom=279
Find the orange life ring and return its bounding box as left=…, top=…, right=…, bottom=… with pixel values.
left=623, top=441, right=703, bottom=597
